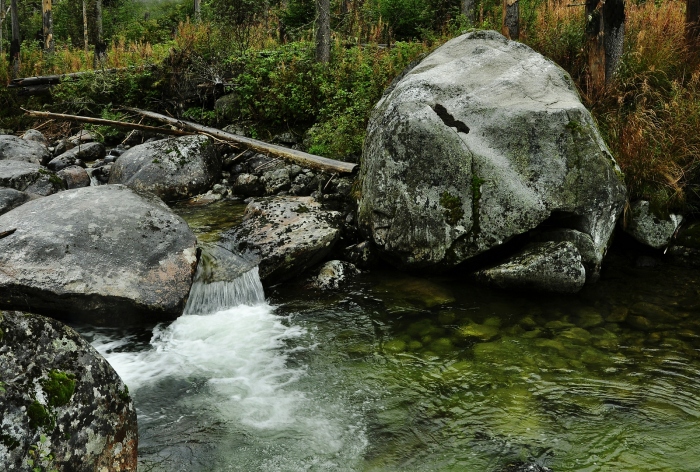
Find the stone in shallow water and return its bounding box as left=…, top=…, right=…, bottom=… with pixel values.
left=477, top=241, right=586, bottom=293
left=0, top=311, right=137, bottom=471
left=458, top=322, right=500, bottom=341
left=624, top=200, right=682, bottom=249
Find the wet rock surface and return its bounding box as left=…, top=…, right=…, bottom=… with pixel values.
left=476, top=241, right=586, bottom=293
left=0, top=185, right=198, bottom=323
left=0, top=161, right=64, bottom=196
left=309, top=260, right=360, bottom=290
left=223, top=196, right=341, bottom=283
left=358, top=30, right=626, bottom=282
left=0, top=311, right=137, bottom=471
left=0, top=135, right=51, bottom=165
left=48, top=142, right=105, bottom=171
left=109, top=135, right=221, bottom=202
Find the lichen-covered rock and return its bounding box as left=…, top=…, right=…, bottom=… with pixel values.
left=624, top=200, right=683, bottom=249
left=232, top=173, right=264, bottom=197
left=476, top=241, right=586, bottom=293
left=109, top=135, right=221, bottom=202
left=56, top=165, right=91, bottom=189
left=223, top=196, right=341, bottom=282
left=48, top=142, right=105, bottom=171
left=262, top=167, right=291, bottom=195
left=0, top=161, right=64, bottom=196
left=0, top=188, right=32, bottom=216
left=0, top=185, right=198, bottom=323
left=358, top=30, right=626, bottom=280
left=309, top=260, right=360, bottom=290
left=0, top=135, right=51, bottom=165
left=0, top=311, right=137, bottom=471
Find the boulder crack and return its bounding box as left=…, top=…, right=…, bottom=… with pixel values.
left=432, top=104, right=470, bottom=134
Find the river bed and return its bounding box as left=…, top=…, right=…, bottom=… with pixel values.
left=72, top=200, right=700, bottom=471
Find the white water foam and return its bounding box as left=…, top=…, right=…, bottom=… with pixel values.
left=90, top=265, right=367, bottom=469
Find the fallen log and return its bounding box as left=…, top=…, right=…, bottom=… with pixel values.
left=124, top=107, right=358, bottom=174
left=23, top=110, right=195, bottom=137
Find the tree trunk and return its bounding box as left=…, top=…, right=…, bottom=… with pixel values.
left=315, top=0, right=330, bottom=63
left=10, top=0, right=20, bottom=79
left=586, top=0, right=605, bottom=92
left=194, top=0, right=200, bottom=22
left=502, top=0, right=519, bottom=40
left=462, top=0, right=476, bottom=24
left=603, top=0, right=625, bottom=80
left=94, top=0, right=106, bottom=69
left=82, top=0, right=88, bottom=53
left=42, top=0, right=53, bottom=53
left=688, top=0, right=700, bottom=44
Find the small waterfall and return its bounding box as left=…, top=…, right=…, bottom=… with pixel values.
left=184, top=243, right=263, bottom=314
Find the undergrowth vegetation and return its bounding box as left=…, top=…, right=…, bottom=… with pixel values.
left=2, top=0, right=699, bottom=213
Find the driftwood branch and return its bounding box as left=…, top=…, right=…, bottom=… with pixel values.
left=23, top=110, right=195, bottom=137
left=0, top=229, right=16, bottom=239
left=124, top=107, right=358, bottom=174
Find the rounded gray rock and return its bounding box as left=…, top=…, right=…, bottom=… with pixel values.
left=56, top=165, right=91, bottom=189
left=0, top=188, right=32, bottom=216
left=0, top=310, right=137, bottom=471
left=109, top=135, right=221, bottom=202
left=0, top=161, right=64, bottom=196
left=0, top=135, right=51, bottom=165
left=0, top=185, right=198, bottom=323
left=358, top=30, right=626, bottom=277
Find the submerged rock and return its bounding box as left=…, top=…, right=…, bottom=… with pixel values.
left=0, top=185, right=198, bottom=323
left=0, top=135, right=51, bottom=165
left=222, top=196, right=341, bottom=283
left=0, top=161, right=64, bottom=196
left=358, top=30, right=625, bottom=283
left=0, top=311, right=137, bottom=471
left=624, top=200, right=682, bottom=249
left=476, top=241, right=586, bottom=293
left=109, top=135, right=221, bottom=202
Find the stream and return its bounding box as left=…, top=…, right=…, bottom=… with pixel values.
left=72, top=200, right=700, bottom=471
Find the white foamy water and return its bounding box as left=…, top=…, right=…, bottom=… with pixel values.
left=88, top=266, right=367, bottom=470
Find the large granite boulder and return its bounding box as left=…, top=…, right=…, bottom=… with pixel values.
left=222, top=197, right=341, bottom=283
left=0, top=161, right=64, bottom=196
left=109, top=135, right=222, bottom=202
left=0, top=311, right=137, bottom=471
left=358, top=30, right=626, bottom=283
left=0, top=135, right=50, bottom=165
left=0, top=185, right=198, bottom=323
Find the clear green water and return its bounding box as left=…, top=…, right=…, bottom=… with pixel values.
left=75, top=202, right=700, bottom=471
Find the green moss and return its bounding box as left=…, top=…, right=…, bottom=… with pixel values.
left=42, top=370, right=76, bottom=407
left=565, top=119, right=584, bottom=135
left=118, top=385, right=130, bottom=403
left=295, top=204, right=310, bottom=213
left=439, top=192, right=464, bottom=225
left=27, top=401, right=53, bottom=429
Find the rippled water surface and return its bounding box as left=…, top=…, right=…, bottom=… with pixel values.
left=72, top=201, right=700, bottom=471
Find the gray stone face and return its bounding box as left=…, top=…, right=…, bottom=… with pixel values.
left=109, top=135, right=222, bottom=202
left=0, top=135, right=51, bottom=165
left=476, top=241, right=586, bottom=293
left=232, top=173, right=264, bottom=197
left=0, top=188, right=32, bottom=215
left=624, top=200, right=683, bottom=250
left=0, top=161, right=64, bottom=196
left=223, top=197, right=341, bottom=283
left=358, top=30, right=626, bottom=278
left=0, top=185, right=198, bottom=323
left=0, top=311, right=137, bottom=471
